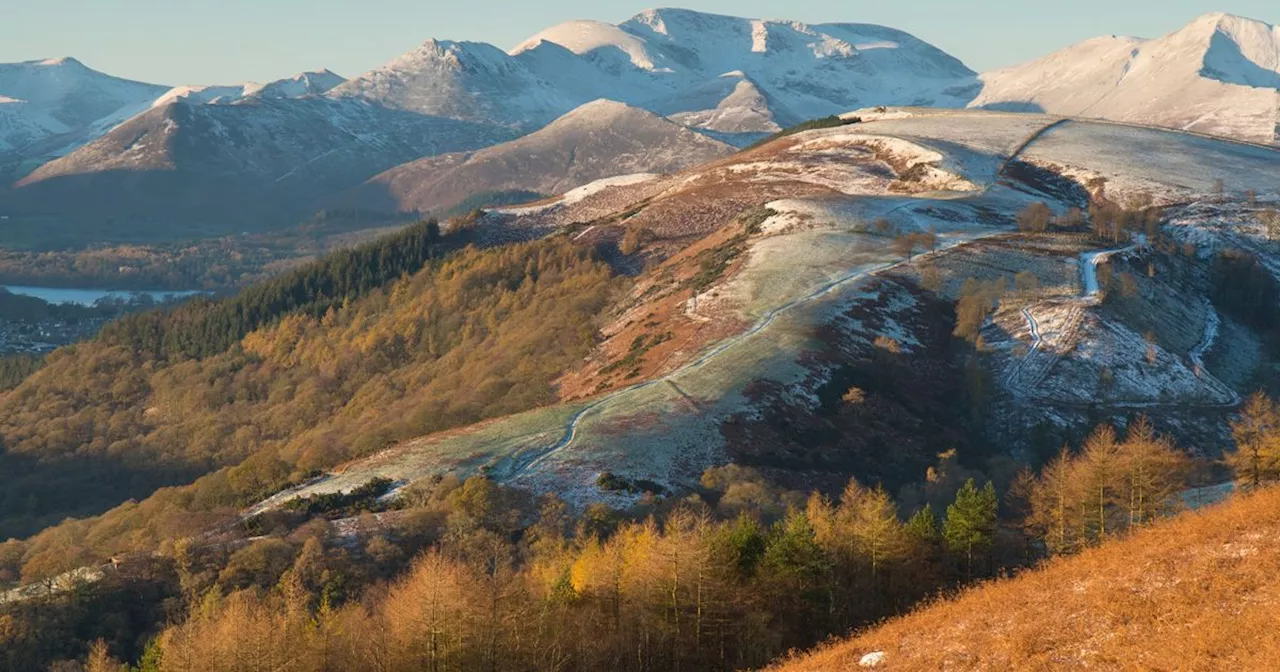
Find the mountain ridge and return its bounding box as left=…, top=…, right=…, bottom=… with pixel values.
left=4, top=9, right=1280, bottom=241
left=970, top=11, right=1280, bottom=144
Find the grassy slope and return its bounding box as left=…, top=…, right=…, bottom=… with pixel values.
left=776, top=485, right=1280, bottom=671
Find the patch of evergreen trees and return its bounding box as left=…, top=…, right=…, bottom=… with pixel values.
left=98, top=219, right=444, bottom=360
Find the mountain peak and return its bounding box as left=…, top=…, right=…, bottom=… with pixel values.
left=625, top=7, right=728, bottom=34
left=1172, top=11, right=1277, bottom=41
left=512, top=19, right=658, bottom=70
left=1174, top=11, right=1280, bottom=89
left=1187, top=11, right=1272, bottom=29
left=553, top=98, right=650, bottom=124
left=36, top=56, right=85, bottom=68
left=972, top=11, right=1280, bottom=144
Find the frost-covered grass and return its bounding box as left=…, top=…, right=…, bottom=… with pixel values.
left=1021, top=121, right=1280, bottom=204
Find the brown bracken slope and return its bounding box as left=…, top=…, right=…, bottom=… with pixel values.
left=775, top=485, right=1280, bottom=671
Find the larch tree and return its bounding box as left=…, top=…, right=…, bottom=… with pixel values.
left=1117, top=416, right=1189, bottom=527
left=1028, top=447, right=1085, bottom=556
left=1228, top=392, right=1280, bottom=488
left=85, top=639, right=124, bottom=672
left=839, top=483, right=906, bottom=588
left=1078, top=425, right=1122, bottom=543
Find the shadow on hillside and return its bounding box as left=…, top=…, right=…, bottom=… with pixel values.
left=973, top=101, right=1048, bottom=113
left=0, top=449, right=202, bottom=540
left=1201, top=31, right=1280, bottom=89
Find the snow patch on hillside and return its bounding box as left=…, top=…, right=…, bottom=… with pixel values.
left=494, top=173, right=661, bottom=215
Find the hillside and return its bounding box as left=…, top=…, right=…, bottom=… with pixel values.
left=971, top=13, right=1280, bottom=145
left=339, top=99, right=736, bottom=215
left=0, top=221, right=618, bottom=542
left=3, top=107, right=1280, bottom=671
left=258, top=108, right=1280, bottom=511
left=776, top=484, right=1280, bottom=670
left=5, top=107, right=1276, bottom=560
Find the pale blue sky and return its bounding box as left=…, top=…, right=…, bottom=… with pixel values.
left=1, top=0, right=1274, bottom=85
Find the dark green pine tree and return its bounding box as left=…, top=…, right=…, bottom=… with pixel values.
left=943, top=479, right=998, bottom=579
left=905, top=503, right=939, bottom=542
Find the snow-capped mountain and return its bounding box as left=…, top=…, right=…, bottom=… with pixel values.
left=329, top=40, right=578, bottom=129
left=970, top=13, right=1280, bottom=145
left=8, top=8, right=979, bottom=233
left=338, top=99, right=736, bottom=215
left=14, top=8, right=1279, bottom=238
left=511, top=9, right=979, bottom=137
left=0, top=57, right=168, bottom=178
left=10, top=96, right=514, bottom=230
left=327, top=8, right=979, bottom=136
left=151, top=69, right=346, bottom=107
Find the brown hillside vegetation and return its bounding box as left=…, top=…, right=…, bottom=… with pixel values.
left=775, top=485, right=1280, bottom=671
left=0, top=237, right=618, bottom=578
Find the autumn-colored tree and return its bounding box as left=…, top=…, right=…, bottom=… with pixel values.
left=892, top=233, right=919, bottom=259
left=1228, top=392, right=1280, bottom=488
left=86, top=639, right=124, bottom=672
left=1056, top=207, right=1085, bottom=229
left=1077, top=425, right=1123, bottom=542
left=953, top=277, right=1005, bottom=343
left=1017, top=202, right=1052, bottom=232
left=1116, top=416, right=1189, bottom=526
left=1026, top=447, right=1085, bottom=556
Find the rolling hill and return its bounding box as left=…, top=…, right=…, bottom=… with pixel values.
left=253, top=107, right=1280, bottom=510
left=6, top=96, right=514, bottom=237
left=337, top=99, right=736, bottom=216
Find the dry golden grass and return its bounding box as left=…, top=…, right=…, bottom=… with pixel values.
left=775, top=485, right=1280, bottom=671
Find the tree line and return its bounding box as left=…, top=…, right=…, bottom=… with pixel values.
left=97, top=219, right=445, bottom=361
left=17, top=400, right=1267, bottom=672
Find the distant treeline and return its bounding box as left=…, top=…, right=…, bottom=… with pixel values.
left=98, top=219, right=446, bottom=361
left=746, top=115, right=860, bottom=150
left=0, top=290, right=123, bottom=322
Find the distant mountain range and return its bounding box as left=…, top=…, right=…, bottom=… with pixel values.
left=0, top=9, right=1276, bottom=239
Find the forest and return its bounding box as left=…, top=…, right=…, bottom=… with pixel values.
left=0, top=227, right=618, bottom=545
left=5, top=403, right=1274, bottom=671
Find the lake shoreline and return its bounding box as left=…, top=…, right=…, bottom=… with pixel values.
left=1, top=285, right=206, bottom=307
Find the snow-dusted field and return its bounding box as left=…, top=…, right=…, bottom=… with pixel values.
left=1020, top=121, right=1280, bottom=204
